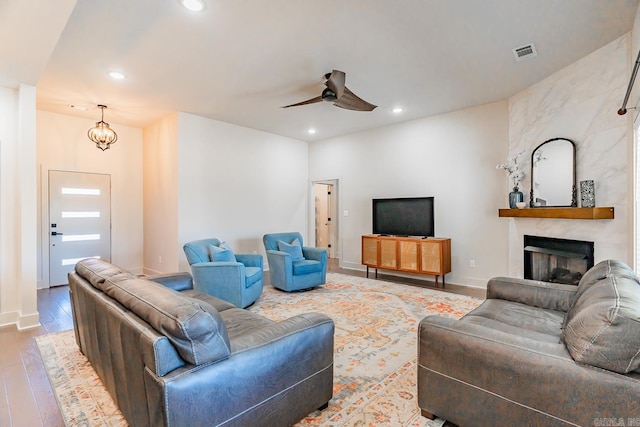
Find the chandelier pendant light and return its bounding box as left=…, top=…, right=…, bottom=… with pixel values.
left=87, top=104, right=118, bottom=151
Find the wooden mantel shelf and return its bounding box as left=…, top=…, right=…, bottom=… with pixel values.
left=498, top=206, right=614, bottom=220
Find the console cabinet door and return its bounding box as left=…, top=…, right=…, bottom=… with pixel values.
left=379, top=239, right=398, bottom=269
left=362, top=236, right=379, bottom=267
left=398, top=240, right=419, bottom=272
left=420, top=239, right=451, bottom=275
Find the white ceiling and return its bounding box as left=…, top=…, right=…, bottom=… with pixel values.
left=3, top=0, right=638, bottom=141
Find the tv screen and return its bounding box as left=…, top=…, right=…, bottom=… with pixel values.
left=372, top=197, right=434, bottom=237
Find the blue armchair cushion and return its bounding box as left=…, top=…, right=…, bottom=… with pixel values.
left=209, top=243, right=236, bottom=263
left=277, top=238, right=304, bottom=261
left=293, top=259, right=323, bottom=275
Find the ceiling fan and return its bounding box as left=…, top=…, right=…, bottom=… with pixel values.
left=282, top=70, right=377, bottom=111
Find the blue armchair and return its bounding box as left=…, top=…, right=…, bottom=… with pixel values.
left=263, top=232, right=327, bottom=292
left=183, top=238, right=263, bottom=308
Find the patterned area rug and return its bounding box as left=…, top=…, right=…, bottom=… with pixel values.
left=36, top=272, right=482, bottom=426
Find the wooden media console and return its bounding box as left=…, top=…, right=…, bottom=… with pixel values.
left=361, top=234, right=451, bottom=287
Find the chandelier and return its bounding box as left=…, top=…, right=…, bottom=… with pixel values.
left=87, top=105, right=118, bottom=151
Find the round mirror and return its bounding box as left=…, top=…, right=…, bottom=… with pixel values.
left=530, top=138, right=576, bottom=207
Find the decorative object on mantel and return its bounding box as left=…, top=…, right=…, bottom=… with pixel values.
left=87, top=105, right=118, bottom=151
left=496, top=150, right=525, bottom=208
left=580, top=180, right=596, bottom=208
left=618, top=48, right=640, bottom=115
left=516, top=201, right=526, bottom=209
left=530, top=138, right=577, bottom=207
left=509, top=188, right=524, bottom=209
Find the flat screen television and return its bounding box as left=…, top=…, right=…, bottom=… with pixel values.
left=372, top=197, right=435, bottom=237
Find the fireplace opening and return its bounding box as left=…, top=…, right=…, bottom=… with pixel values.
left=523, top=235, right=594, bottom=285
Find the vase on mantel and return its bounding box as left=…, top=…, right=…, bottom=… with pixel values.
left=509, top=186, right=524, bottom=208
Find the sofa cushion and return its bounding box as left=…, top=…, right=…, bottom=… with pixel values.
left=181, top=289, right=237, bottom=312
left=563, top=260, right=639, bottom=331
left=75, top=257, right=135, bottom=287
left=101, top=275, right=231, bottom=366
left=573, top=260, right=638, bottom=304
left=209, top=243, right=237, bottom=263
left=562, top=274, right=640, bottom=373
left=278, top=238, right=304, bottom=261
left=463, top=299, right=565, bottom=343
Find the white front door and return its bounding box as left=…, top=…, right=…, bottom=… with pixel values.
left=49, top=170, right=111, bottom=286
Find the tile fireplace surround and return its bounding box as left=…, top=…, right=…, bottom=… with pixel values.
left=506, top=35, right=629, bottom=277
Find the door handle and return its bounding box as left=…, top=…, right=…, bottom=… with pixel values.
left=51, top=231, right=64, bottom=236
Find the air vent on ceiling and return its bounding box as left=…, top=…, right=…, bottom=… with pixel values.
left=512, top=43, right=537, bottom=61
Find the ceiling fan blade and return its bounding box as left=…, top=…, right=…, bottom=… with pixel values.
left=325, top=70, right=345, bottom=99
left=281, top=96, right=323, bottom=108
left=333, top=87, right=377, bottom=111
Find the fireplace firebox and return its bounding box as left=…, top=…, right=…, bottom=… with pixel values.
left=523, top=235, right=594, bottom=285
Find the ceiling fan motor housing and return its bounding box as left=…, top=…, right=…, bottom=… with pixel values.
left=322, top=88, right=337, bottom=102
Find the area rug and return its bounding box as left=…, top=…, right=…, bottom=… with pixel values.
left=36, top=272, right=482, bottom=426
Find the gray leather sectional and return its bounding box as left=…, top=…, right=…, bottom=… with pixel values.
left=418, top=259, right=640, bottom=426
left=68, top=258, right=334, bottom=427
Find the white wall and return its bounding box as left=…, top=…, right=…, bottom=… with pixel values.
left=507, top=34, right=631, bottom=275
left=37, top=110, right=144, bottom=284
left=143, top=112, right=310, bottom=273
left=143, top=114, right=179, bottom=274
left=0, top=85, right=39, bottom=329
left=309, top=101, right=509, bottom=288
left=631, top=2, right=640, bottom=115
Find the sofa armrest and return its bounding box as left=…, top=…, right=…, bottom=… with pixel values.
left=418, top=315, right=640, bottom=426
left=156, top=313, right=334, bottom=426
left=231, top=312, right=333, bottom=353
left=147, top=272, right=193, bottom=291
left=487, top=276, right=576, bottom=312
left=234, top=253, right=263, bottom=269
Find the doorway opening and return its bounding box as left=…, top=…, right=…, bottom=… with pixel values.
left=312, top=180, right=338, bottom=259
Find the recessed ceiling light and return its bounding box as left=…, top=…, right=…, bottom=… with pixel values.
left=392, top=107, right=403, bottom=114
left=308, top=128, right=317, bottom=134
left=109, top=71, right=125, bottom=80
left=181, top=0, right=204, bottom=12
left=69, top=104, right=89, bottom=111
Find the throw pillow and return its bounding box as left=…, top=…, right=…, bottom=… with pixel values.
left=278, top=238, right=304, bottom=261
left=562, top=259, right=639, bottom=330
left=209, top=243, right=236, bottom=263
left=562, top=274, right=640, bottom=373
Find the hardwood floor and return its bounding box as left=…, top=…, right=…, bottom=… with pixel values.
left=0, top=285, right=72, bottom=426
left=0, top=261, right=483, bottom=426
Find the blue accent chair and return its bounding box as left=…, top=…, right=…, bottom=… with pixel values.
left=263, top=232, right=328, bottom=292
left=183, top=238, right=263, bottom=308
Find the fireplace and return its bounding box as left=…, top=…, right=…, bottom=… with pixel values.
left=523, top=235, right=594, bottom=285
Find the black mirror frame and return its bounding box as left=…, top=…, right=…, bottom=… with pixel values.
left=529, top=137, right=577, bottom=208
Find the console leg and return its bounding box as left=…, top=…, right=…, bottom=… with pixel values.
left=421, top=409, right=435, bottom=420
left=366, top=266, right=369, bottom=278
left=318, top=402, right=329, bottom=411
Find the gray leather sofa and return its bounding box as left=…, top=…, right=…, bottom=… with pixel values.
left=418, top=259, right=640, bottom=426
left=68, top=258, right=334, bottom=427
